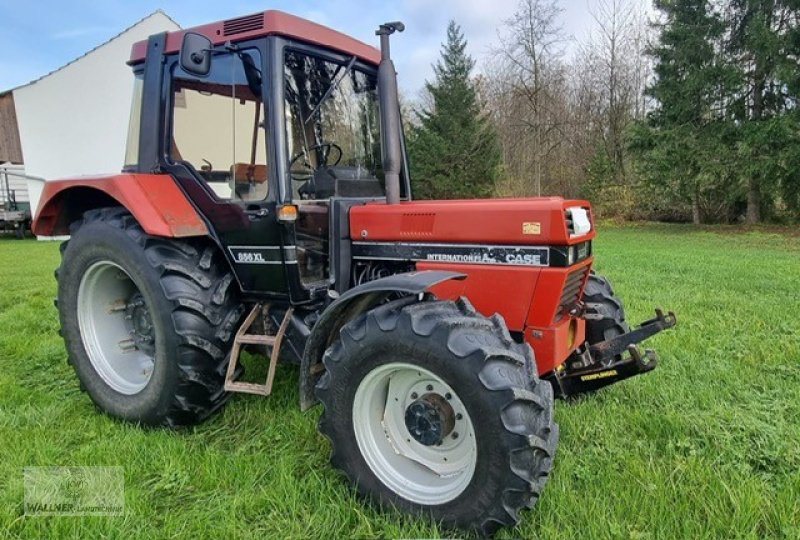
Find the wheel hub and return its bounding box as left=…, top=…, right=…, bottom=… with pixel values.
left=404, top=393, right=455, bottom=446
left=352, top=362, right=477, bottom=505
left=77, top=260, right=155, bottom=395
left=124, top=292, right=155, bottom=355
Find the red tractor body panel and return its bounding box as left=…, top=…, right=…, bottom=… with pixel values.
left=32, top=174, right=208, bottom=238
left=349, top=197, right=594, bottom=245
left=129, top=10, right=381, bottom=67
left=419, top=261, right=590, bottom=375
left=350, top=198, right=595, bottom=374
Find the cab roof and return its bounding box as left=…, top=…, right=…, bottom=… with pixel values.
left=129, top=10, right=381, bottom=66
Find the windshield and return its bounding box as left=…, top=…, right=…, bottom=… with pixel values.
left=284, top=50, right=383, bottom=200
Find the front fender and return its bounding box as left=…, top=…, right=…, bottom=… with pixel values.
left=299, top=270, right=466, bottom=410
left=32, top=174, right=208, bottom=238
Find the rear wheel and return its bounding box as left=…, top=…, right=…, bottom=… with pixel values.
left=77, top=260, right=156, bottom=395
left=57, top=207, right=244, bottom=427
left=316, top=297, right=558, bottom=535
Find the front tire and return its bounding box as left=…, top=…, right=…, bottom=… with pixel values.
left=316, top=296, right=558, bottom=535
left=57, top=207, right=244, bottom=427
left=582, top=273, right=630, bottom=364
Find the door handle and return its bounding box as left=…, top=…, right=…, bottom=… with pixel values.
left=246, top=205, right=269, bottom=218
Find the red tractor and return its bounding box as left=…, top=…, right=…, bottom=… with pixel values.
left=33, top=11, right=675, bottom=534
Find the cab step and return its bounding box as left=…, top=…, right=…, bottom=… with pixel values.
left=224, top=303, right=293, bottom=396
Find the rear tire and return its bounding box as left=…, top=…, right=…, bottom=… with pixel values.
left=57, top=207, right=244, bottom=427
left=316, top=296, right=558, bottom=535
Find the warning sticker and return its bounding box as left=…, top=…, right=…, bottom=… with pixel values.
left=522, top=222, right=541, bottom=235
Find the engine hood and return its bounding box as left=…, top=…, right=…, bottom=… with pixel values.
left=349, top=197, right=595, bottom=246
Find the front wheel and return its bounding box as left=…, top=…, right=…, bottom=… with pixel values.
left=316, top=297, right=558, bottom=535
left=580, top=273, right=630, bottom=366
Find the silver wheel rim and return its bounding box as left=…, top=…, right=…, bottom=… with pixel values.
left=77, top=261, right=155, bottom=395
left=352, top=362, right=477, bottom=505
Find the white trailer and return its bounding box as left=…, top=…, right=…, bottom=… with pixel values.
left=0, top=163, right=34, bottom=237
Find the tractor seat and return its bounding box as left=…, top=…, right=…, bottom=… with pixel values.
left=232, top=163, right=269, bottom=200
left=232, top=163, right=268, bottom=184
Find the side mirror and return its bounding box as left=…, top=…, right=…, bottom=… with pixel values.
left=180, top=32, right=212, bottom=76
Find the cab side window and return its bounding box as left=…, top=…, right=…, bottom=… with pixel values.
left=170, top=49, right=269, bottom=202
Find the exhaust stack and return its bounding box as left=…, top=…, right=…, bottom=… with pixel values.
left=376, top=21, right=404, bottom=205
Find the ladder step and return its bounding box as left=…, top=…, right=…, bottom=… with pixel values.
left=224, top=381, right=271, bottom=396
left=224, top=303, right=294, bottom=397
left=236, top=335, right=277, bottom=346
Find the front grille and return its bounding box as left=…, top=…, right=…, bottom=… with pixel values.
left=223, top=13, right=264, bottom=36
left=555, top=267, right=589, bottom=322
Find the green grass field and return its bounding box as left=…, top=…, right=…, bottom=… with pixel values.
left=0, top=224, right=798, bottom=539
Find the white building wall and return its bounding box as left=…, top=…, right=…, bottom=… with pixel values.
left=13, top=12, right=180, bottom=218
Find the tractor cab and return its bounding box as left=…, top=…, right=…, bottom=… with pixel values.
left=123, top=12, right=407, bottom=303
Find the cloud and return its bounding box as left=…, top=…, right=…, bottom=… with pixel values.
left=3, top=0, right=624, bottom=96
left=388, top=0, right=518, bottom=96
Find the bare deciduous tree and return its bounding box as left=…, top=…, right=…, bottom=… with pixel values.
left=484, top=0, right=651, bottom=202
left=576, top=0, right=652, bottom=185
left=491, top=0, right=568, bottom=197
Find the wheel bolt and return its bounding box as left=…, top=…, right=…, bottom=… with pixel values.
left=452, top=432, right=459, bottom=439
left=456, top=413, right=463, bottom=420
left=426, top=384, right=433, bottom=391
left=411, top=392, right=418, bottom=399
left=445, top=392, right=452, bottom=400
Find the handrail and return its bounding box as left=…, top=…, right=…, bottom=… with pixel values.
left=0, top=168, right=46, bottom=183
left=0, top=169, right=42, bottom=211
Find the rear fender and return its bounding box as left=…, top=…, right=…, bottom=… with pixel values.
left=32, top=174, right=208, bottom=238
left=299, top=270, right=466, bottom=410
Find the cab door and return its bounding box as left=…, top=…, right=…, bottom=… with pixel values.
left=163, top=41, right=291, bottom=297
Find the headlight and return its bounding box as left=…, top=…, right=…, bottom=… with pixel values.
left=567, top=207, right=591, bottom=237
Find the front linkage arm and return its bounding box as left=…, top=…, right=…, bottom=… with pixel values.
left=548, top=309, right=677, bottom=398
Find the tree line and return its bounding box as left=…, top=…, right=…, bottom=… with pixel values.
left=407, top=0, right=800, bottom=224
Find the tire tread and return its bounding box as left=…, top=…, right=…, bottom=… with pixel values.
left=57, top=207, right=243, bottom=427
left=316, top=298, right=557, bottom=535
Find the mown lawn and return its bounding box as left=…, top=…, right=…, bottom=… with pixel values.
left=0, top=224, right=798, bottom=539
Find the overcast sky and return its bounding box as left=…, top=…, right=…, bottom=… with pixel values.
left=0, top=0, right=649, bottom=95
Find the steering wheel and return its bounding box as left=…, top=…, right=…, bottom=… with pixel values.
left=289, top=143, right=343, bottom=182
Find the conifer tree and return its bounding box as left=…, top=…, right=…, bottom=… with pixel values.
left=630, top=0, right=734, bottom=223
left=727, top=0, right=800, bottom=222
left=408, top=21, right=501, bottom=199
